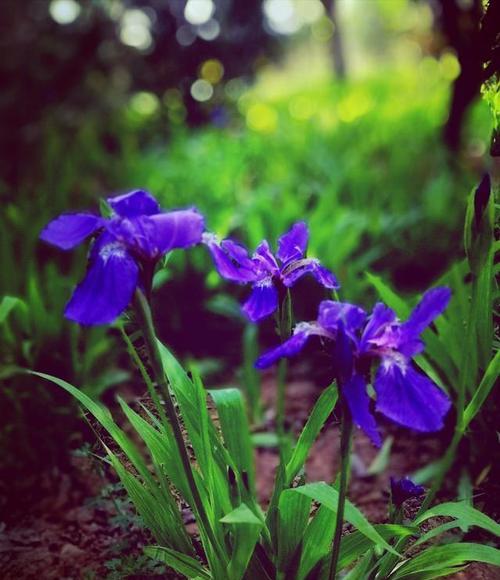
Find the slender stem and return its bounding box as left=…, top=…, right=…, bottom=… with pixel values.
left=328, top=402, right=353, bottom=580
left=118, top=322, right=169, bottom=428
left=276, top=289, right=292, bottom=458
left=133, top=290, right=226, bottom=565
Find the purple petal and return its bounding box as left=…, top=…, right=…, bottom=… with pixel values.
left=150, top=209, right=205, bottom=254
left=107, top=190, right=160, bottom=217
left=318, top=300, right=366, bottom=337
left=204, top=235, right=258, bottom=283
left=65, top=240, right=138, bottom=325
left=403, top=287, right=451, bottom=337
left=252, top=240, right=279, bottom=276
left=255, top=327, right=313, bottom=369
left=40, top=213, right=103, bottom=250
left=107, top=209, right=204, bottom=260
left=360, top=303, right=397, bottom=351
left=282, top=258, right=339, bottom=289
left=276, top=222, right=309, bottom=264
left=343, top=374, right=381, bottom=447
left=375, top=363, right=451, bottom=432
left=242, top=281, right=278, bottom=322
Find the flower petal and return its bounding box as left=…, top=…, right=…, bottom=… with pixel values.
left=65, top=240, right=138, bottom=325
left=360, top=303, right=397, bottom=350
left=253, top=240, right=279, bottom=276
left=242, top=281, right=278, bottom=322
left=107, top=209, right=204, bottom=260
left=277, top=222, right=309, bottom=264
left=40, top=213, right=103, bottom=250
left=107, top=190, right=160, bottom=217
left=203, top=235, right=258, bottom=283
left=375, top=363, right=451, bottom=432
left=318, top=300, right=366, bottom=337
left=282, top=258, right=339, bottom=289
left=403, top=287, right=451, bottom=336
left=150, top=209, right=205, bottom=254
left=255, top=326, right=314, bottom=369
left=343, top=373, right=381, bottom=447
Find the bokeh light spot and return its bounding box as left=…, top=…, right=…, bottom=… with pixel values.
left=200, top=59, right=224, bottom=84
left=120, top=9, right=153, bottom=51
left=439, top=52, right=461, bottom=81
left=197, top=18, right=220, bottom=41
left=129, top=92, right=159, bottom=116
left=263, top=0, right=300, bottom=35
left=191, top=79, right=214, bottom=102
left=184, top=0, right=215, bottom=26
left=176, top=25, right=196, bottom=47
left=49, top=0, right=81, bottom=25
left=311, top=16, right=334, bottom=42
left=246, top=103, right=278, bottom=133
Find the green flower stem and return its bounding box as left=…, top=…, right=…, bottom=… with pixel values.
left=276, top=289, right=292, bottom=457
left=133, top=290, right=227, bottom=566
left=328, top=401, right=353, bottom=580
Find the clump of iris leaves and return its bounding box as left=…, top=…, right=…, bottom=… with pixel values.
left=29, top=174, right=499, bottom=580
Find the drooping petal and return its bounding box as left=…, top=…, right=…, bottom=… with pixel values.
left=318, top=300, right=366, bottom=338
left=390, top=477, right=425, bottom=506
left=403, top=287, right=451, bottom=337
left=360, top=303, right=397, bottom=349
left=40, top=213, right=103, bottom=250
left=331, top=322, right=354, bottom=383
left=343, top=373, right=381, bottom=447
left=107, top=190, right=160, bottom=217
left=375, top=363, right=451, bottom=432
left=242, top=281, right=278, bottom=322
left=255, top=325, right=316, bottom=369
left=203, top=235, right=258, bottom=283
left=107, top=209, right=204, bottom=260
left=150, top=208, right=205, bottom=254
left=281, top=258, right=339, bottom=289
left=277, top=222, right=309, bottom=264
left=65, top=239, right=138, bottom=325
left=253, top=240, right=280, bottom=276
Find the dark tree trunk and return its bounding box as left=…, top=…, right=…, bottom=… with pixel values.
left=322, top=0, right=346, bottom=79
left=438, top=0, right=484, bottom=152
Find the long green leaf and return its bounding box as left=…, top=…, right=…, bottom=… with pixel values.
left=277, top=489, right=311, bottom=573
left=415, top=501, right=500, bottom=539
left=365, top=272, right=410, bottom=318
left=463, top=349, right=500, bottom=429
left=285, top=383, right=338, bottom=484
left=144, top=545, right=211, bottom=579
left=285, top=483, right=398, bottom=554
left=220, top=503, right=263, bottom=580
left=209, top=387, right=255, bottom=492
left=389, top=543, right=500, bottom=579
left=106, top=446, right=192, bottom=553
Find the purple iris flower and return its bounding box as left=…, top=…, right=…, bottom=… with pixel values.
left=390, top=477, right=425, bottom=507
left=255, top=288, right=452, bottom=446
left=40, top=190, right=204, bottom=325
left=203, top=222, right=339, bottom=322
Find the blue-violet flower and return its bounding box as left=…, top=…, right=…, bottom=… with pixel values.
left=40, top=190, right=204, bottom=325
left=203, top=222, right=339, bottom=322
left=255, top=288, right=452, bottom=446
left=390, top=477, right=425, bottom=507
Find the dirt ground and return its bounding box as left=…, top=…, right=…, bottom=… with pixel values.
left=1, top=374, right=498, bottom=579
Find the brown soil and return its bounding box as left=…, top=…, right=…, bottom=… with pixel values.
left=1, top=375, right=498, bottom=579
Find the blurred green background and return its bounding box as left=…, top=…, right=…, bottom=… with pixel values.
left=0, top=0, right=496, bottom=505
